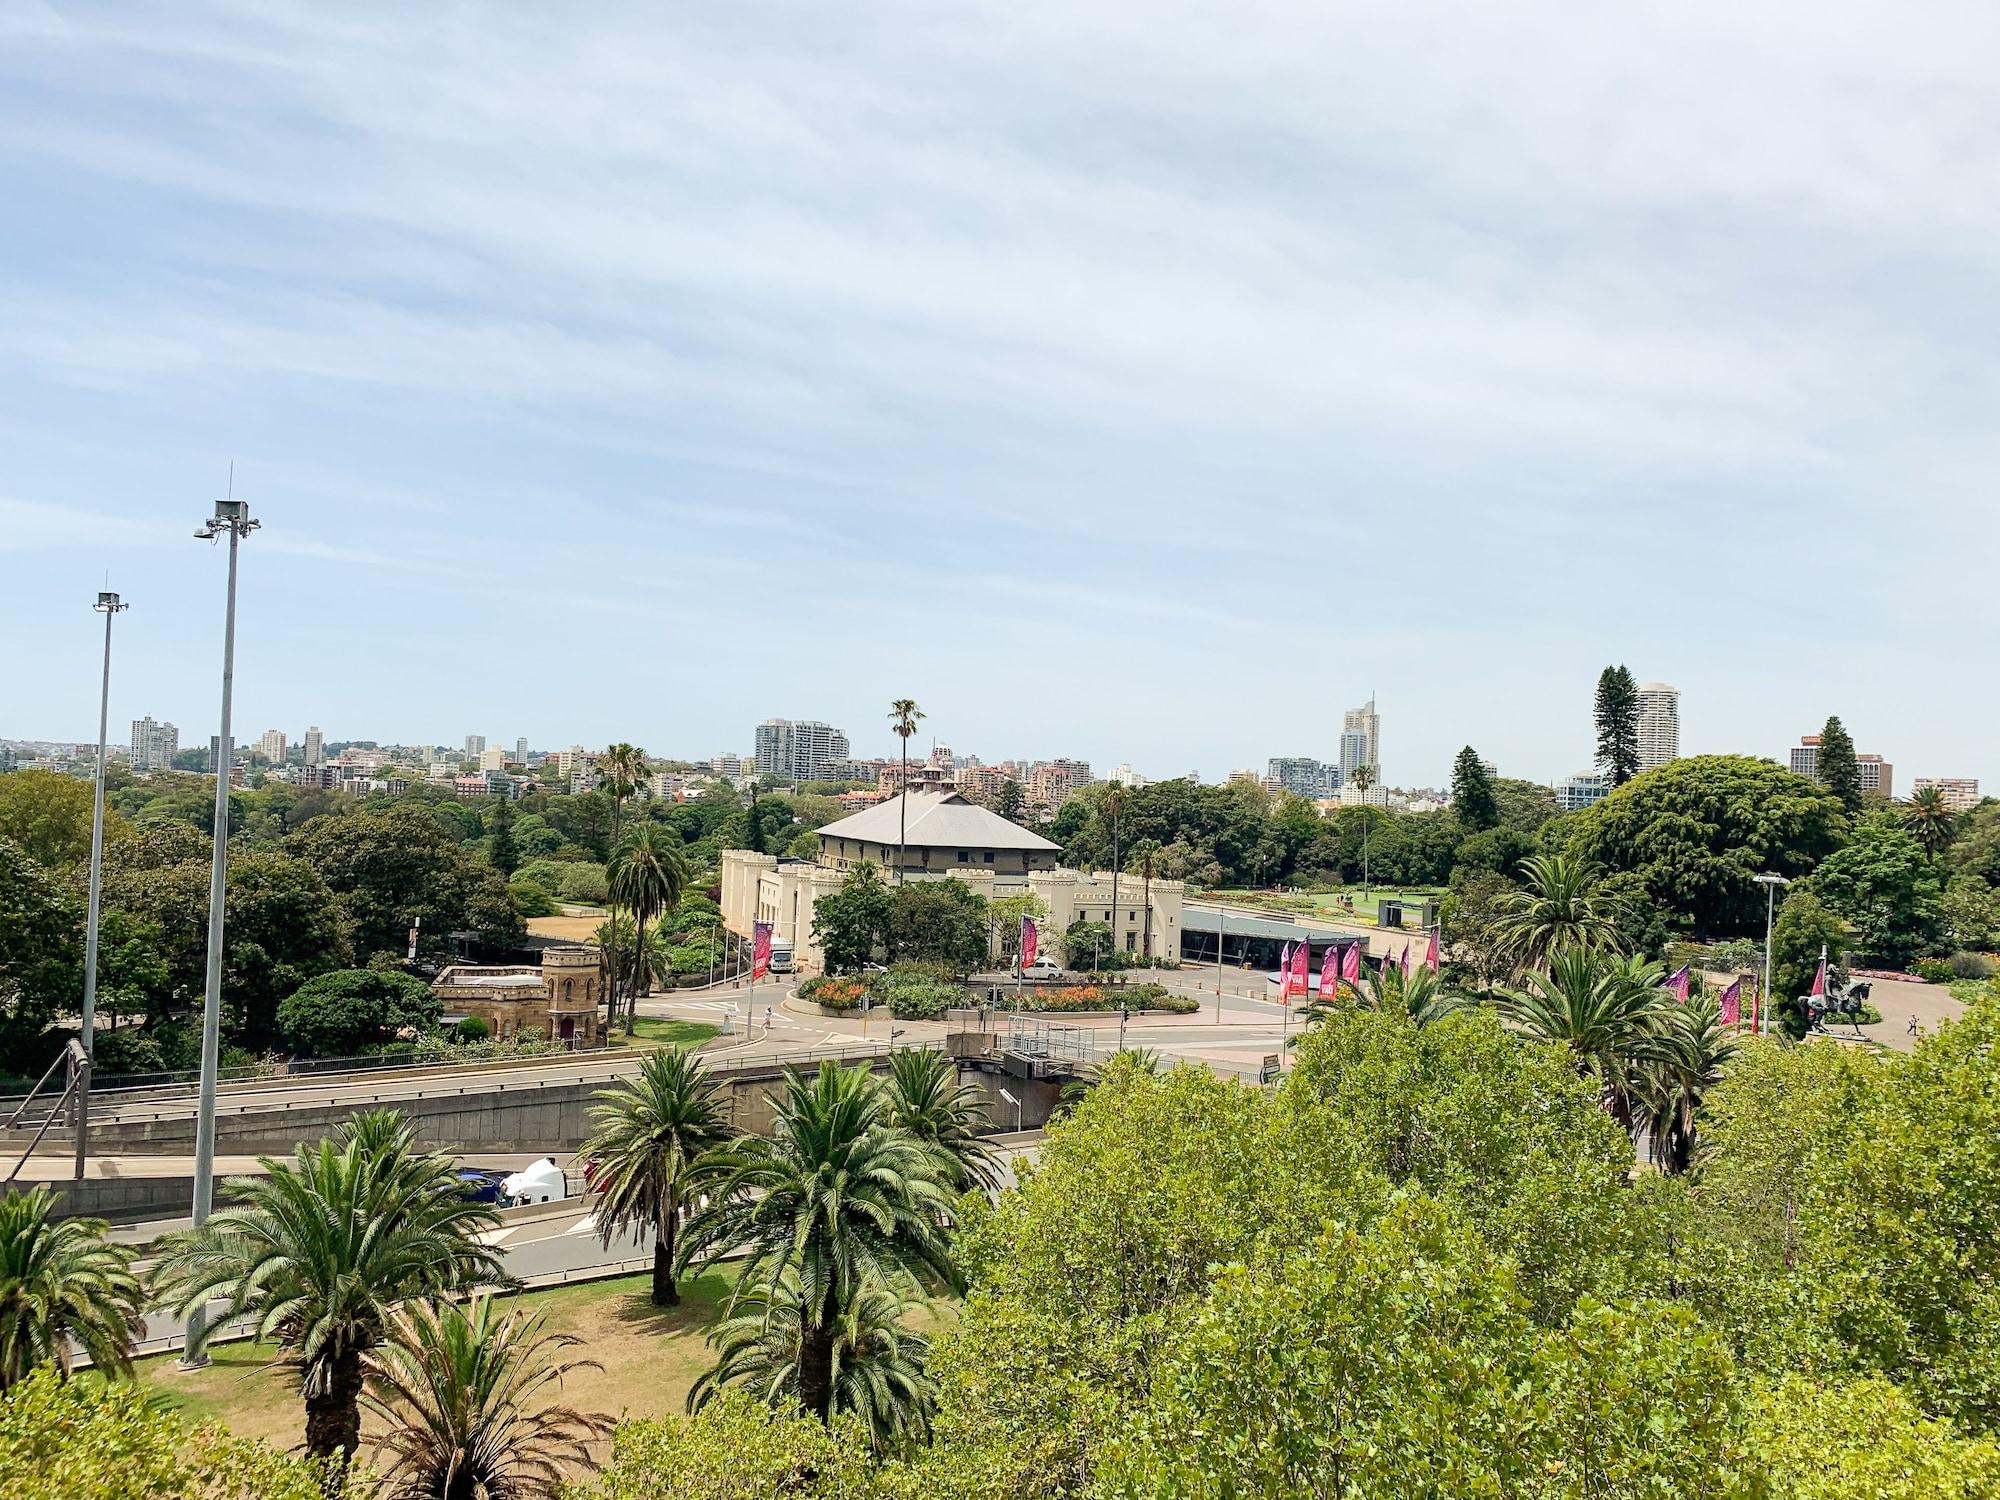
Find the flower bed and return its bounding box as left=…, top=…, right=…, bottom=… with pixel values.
left=1019, top=981, right=1198, bottom=1015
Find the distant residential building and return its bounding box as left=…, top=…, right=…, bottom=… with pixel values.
left=568, top=765, right=597, bottom=795
left=1335, top=782, right=1392, bottom=808
left=464, top=734, right=487, bottom=756
left=1791, top=734, right=1894, bottom=799
left=646, top=770, right=685, bottom=800
left=1914, top=776, right=1980, bottom=812
left=1025, top=758, right=1093, bottom=806
left=710, top=752, right=748, bottom=779
left=130, top=716, right=179, bottom=772
left=1636, top=683, right=1680, bottom=771
left=1267, top=757, right=1332, bottom=798
left=254, top=728, right=286, bottom=764
left=303, top=725, right=324, bottom=766
left=298, top=764, right=342, bottom=790
left=428, top=760, right=457, bottom=782
left=955, top=763, right=1008, bottom=800
left=1339, top=698, right=1380, bottom=784
left=753, top=718, right=851, bottom=782
left=514, top=737, right=529, bottom=760
left=554, top=746, right=588, bottom=774
left=1107, top=763, right=1150, bottom=789
left=478, top=746, right=507, bottom=772
left=1554, top=769, right=1611, bottom=811
left=1227, top=769, right=1261, bottom=788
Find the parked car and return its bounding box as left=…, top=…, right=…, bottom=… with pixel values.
left=1021, top=958, right=1064, bottom=980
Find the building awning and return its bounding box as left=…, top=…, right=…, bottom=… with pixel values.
left=1181, top=906, right=1361, bottom=945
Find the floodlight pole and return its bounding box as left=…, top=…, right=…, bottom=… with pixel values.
left=1754, top=873, right=1789, bottom=1037
left=80, top=591, right=129, bottom=1062
left=183, top=497, right=258, bottom=1368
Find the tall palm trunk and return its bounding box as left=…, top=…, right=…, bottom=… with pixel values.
left=653, top=1192, right=680, bottom=1307
left=607, top=793, right=624, bottom=1025
left=304, top=1345, right=365, bottom=1461
left=1142, top=865, right=1153, bottom=960
left=798, top=1284, right=840, bottom=1422
left=1108, top=808, right=1120, bottom=966
left=897, top=742, right=908, bottom=885
left=625, top=909, right=647, bottom=1035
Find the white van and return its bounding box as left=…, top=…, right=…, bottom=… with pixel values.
left=1021, top=958, right=1064, bottom=980
left=768, top=939, right=795, bottom=975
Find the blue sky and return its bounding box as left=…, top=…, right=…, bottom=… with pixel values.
left=3, top=2, right=1995, bottom=789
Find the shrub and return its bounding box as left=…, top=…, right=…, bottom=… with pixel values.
left=508, top=879, right=559, bottom=918
left=868, top=961, right=965, bottom=1020
left=1948, top=950, right=1996, bottom=980
left=453, top=1016, right=491, bottom=1042
left=88, top=1026, right=165, bottom=1077
left=1913, top=957, right=1955, bottom=984
left=801, top=977, right=867, bottom=1012
left=557, top=863, right=610, bottom=903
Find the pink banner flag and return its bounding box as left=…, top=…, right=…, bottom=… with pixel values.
left=1718, top=978, right=1742, bottom=1027
left=1320, top=943, right=1339, bottom=997
left=1425, top=929, right=1440, bottom=972
left=1810, top=950, right=1828, bottom=997
left=752, top=921, right=772, bottom=982
left=1291, top=940, right=1309, bottom=999
left=1401, top=943, right=1412, bottom=978
left=1020, top=915, right=1038, bottom=970
left=1278, top=942, right=1293, bottom=999
left=1342, top=942, right=1361, bottom=982
left=1665, top=964, right=1690, bottom=1002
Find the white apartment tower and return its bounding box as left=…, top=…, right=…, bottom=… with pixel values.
left=1339, top=698, right=1380, bottom=785
left=1636, top=683, right=1679, bottom=771
left=464, top=734, right=487, bottom=757
left=753, top=718, right=851, bottom=782
left=303, top=725, right=324, bottom=766
left=130, top=716, right=179, bottom=772
left=255, top=729, right=287, bottom=764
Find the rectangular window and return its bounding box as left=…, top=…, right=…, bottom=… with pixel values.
left=984, top=851, right=994, bottom=863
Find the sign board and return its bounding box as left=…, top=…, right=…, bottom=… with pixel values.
left=1259, top=1053, right=1282, bottom=1085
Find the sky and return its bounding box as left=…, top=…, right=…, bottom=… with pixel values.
left=2, top=2, right=1996, bottom=790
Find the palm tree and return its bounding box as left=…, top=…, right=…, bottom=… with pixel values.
left=1103, top=785, right=1128, bottom=963
left=607, top=823, right=689, bottom=1034
left=1349, top=765, right=1377, bottom=891
left=677, top=1061, right=958, bottom=1423
left=0, top=1186, right=146, bottom=1391
left=1126, top=839, right=1162, bottom=960
left=363, top=1294, right=611, bottom=1499
left=1494, top=852, right=1624, bottom=970
left=881, top=1048, right=1000, bottom=1192
left=887, top=700, right=924, bottom=884
left=1633, top=996, right=1739, bottom=1175
left=580, top=1047, right=729, bottom=1307
left=598, top=743, right=647, bottom=851
left=1904, top=785, right=1962, bottom=859
left=1493, top=949, right=1669, bottom=1124
left=152, top=1113, right=503, bottom=1462
left=1308, top=958, right=1460, bottom=1028
left=592, top=912, right=637, bottom=1031
left=688, top=1267, right=935, bottom=1450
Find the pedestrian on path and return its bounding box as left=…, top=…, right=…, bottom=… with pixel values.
left=1908, top=1014, right=1919, bottom=1037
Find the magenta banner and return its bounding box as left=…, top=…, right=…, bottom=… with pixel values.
left=753, top=921, right=772, bottom=981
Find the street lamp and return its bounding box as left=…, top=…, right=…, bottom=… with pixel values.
left=183, top=497, right=258, bottom=1368
left=80, top=591, right=129, bottom=1062
left=1753, top=873, right=1789, bottom=1036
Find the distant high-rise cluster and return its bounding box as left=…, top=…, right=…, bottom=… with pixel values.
left=303, top=725, right=324, bottom=766
left=1914, top=776, right=1979, bottom=811
left=754, top=718, right=851, bottom=782
left=130, top=715, right=178, bottom=771
left=1266, top=757, right=1333, bottom=798
left=1636, top=683, right=1679, bottom=770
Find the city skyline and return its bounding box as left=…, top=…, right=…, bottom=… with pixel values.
left=5, top=8, right=1997, bottom=790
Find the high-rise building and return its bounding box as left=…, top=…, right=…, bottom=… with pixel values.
left=1915, top=776, right=1980, bottom=812
left=130, top=716, right=179, bottom=772
left=1554, top=770, right=1611, bottom=811
left=1025, top=758, right=1093, bottom=806
left=515, top=737, right=529, bottom=759
left=464, top=734, right=487, bottom=757
left=1339, top=698, right=1380, bottom=785
left=710, top=752, right=748, bottom=780
left=303, top=725, right=324, bottom=766
left=1790, top=734, right=1894, bottom=799
left=753, top=718, right=851, bottom=782
left=1267, top=757, right=1332, bottom=798
left=255, top=729, right=287, bottom=764
left=1636, top=683, right=1679, bottom=771
left=478, top=746, right=507, bottom=772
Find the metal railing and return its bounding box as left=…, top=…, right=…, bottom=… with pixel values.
left=3, top=1039, right=88, bottom=1181
left=1004, top=1016, right=1099, bottom=1067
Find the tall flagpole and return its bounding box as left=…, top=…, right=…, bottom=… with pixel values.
left=80, top=591, right=128, bottom=1060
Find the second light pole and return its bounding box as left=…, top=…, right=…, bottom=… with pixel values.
left=80, top=590, right=129, bottom=1061
left=182, top=496, right=258, bottom=1368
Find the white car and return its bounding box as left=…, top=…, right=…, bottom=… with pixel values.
left=1020, top=958, right=1064, bottom=980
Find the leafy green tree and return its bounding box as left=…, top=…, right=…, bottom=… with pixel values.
left=1491, top=776, right=1561, bottom=831
left=153, top=1111, right=504, bottom=1460
left=689, top=1268, right=936, bottom=1450
left=0, top=1366, right=343, bottom=1500
left=1449, top=747, right=1498, bottom=831
left=581, top=1047, right=730, bottom=1307
left=886, top=878, right=990, bottom=974
left=0, top=837, right=80, bottom=1070
left=1903, top=784, right=1963, bottom=858
left=678, top=1061, right=958, bottom=1424
left=104, top=850, right=351, bottom=1047
left=1562, top=755, right=1847, bottom=935
left=1816, top=715, right=1863, bottom=814
left=1060, top=918, right=1115, bottom=971
left=607, top=823, right=690, bottom=1031
left=0, top=768, right=119, bottom=869
left=813, top=864, right=893, bottom=974
left=290, top=803, right=522, bottom=959
left=0, top=1187, right=146, bottom=1390
left=363, top=1294, right=610, bottom=1497
left=882, top=1047, right=1000, bottom=1191
left=993, top=778, right=1026, bottom=821
left=570, top=1388, right=870, bottom=1500
left=1449, top=824, right=1537, bottom=881
left=510, top=812, right=567, bottom=860
left=1493, top=852, right=1623, bottom=969
left=275, top=967, right=439, bottom=1057
left=558, top=862, right=610, bottom=903
left=1594, top=664, right=1641, bottom=786
left=1753, top=1374, right=2000, bottom=1499
left=1952, top=800, right=2000, bottom=885
left=508, top=878, right=559, bottom=918
left=485, top=795, right=520, bottom=875
left=1943, top=872, right=2000, bottom=952
left=1806, top=818, right=1944, bottom=968
left=1770, top=888, right=1848, bottom=1036
left=1437, top=868, right=1518, bottom=992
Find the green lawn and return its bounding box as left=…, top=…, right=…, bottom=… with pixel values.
left=610, top=1017, right=722, bottom=1050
